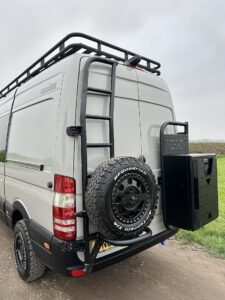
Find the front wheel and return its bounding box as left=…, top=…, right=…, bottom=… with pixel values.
left=13, top=220, right=45, bottom=282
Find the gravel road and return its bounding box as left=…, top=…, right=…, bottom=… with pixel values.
left=0, top=219, right=225, bottom=300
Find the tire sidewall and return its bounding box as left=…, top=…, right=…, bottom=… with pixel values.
left=104, top=164, right=157, bottom=236
left=13, top=221, right=31, bottom=281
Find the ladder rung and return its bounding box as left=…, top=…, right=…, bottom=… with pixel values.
left=87, top=87, right=112, bottom=95
left=87, top=143, right=112, bottom=148
left=86, top=114, right=111, bottom=120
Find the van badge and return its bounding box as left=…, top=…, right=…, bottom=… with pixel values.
left=41, top=82, right=57, bottom=95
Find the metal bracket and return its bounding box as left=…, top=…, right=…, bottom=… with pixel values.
left=75, top=210, right=87, bottom=218
left=60, top=240, right=85, bottom=252
left=158, top=176, right=162, bottom=186
left=125, top=55, right=142, bottom=66
left=66, top=126, right=82, bottom=137
left=84, top=237, right=103, bottom=274
left=160, top=121, right=189, bottom=230
left=102, top=227, right=152, bottom=246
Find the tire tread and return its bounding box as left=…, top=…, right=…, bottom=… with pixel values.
left=85, top=157, right=158, bottom=239
left=14, top=220, right=45, bottom=282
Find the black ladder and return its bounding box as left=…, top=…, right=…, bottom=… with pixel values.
left=79, top=57, right=117, bottom=266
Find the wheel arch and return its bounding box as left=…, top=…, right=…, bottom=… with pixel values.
left=11, top=200, right=30, bottom=229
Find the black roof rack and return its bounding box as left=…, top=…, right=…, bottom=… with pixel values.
left=0, top=32, right=161, bottom=99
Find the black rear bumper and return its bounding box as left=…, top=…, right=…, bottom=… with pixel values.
left=28, top=220, right=177, bottom=277
left=92, top=228, right=177, bottom=273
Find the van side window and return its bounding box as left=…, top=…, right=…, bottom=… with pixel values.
left=7, top=100, right=55, bottom=167
left=0, top=114, right=10, bottom=162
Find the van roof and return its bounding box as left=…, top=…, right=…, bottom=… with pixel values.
left=0, top=33, right=161, bottom=100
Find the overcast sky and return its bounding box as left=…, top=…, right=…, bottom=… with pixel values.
left=0, top=0, right=224, bottom=140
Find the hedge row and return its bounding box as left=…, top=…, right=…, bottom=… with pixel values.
left=189, top=143, right=225, bottom=155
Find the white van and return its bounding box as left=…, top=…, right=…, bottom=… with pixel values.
left=0, top=33, right=218, bottom=281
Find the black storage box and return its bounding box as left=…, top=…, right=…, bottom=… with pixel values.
left=163, top=154, right=218, bottom=230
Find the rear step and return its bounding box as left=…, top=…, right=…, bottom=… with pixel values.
left=85, top=228, right=152, bottom=273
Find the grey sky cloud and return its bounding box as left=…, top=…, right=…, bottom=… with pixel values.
left=0, top=0, right=224, bottom=140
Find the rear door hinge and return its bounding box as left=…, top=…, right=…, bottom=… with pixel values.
left=157, top=176, right=162, bottom=186
left=75, top=210, right=87, bottom=218
left=66, top=126, right=82, bottom=137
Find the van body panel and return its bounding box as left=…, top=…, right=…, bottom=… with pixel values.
left=3, top=58, right=71, bottom=233
left=53, top=55, right=80, bottom=178
left=137, top=72, right=174, bottom=235
left=13, top=59, right=66, bottom=111
left=114, top=97, right=141, bottom=157
left=0, top=92, right=13, bottom=115
left=139, top=101, right=174, bottom=171
left=136, top=71, right=175, bottom=232
left=136, top=70, right=172, bottom=106
left=0, top=92, right=14, bottom=209
left=5, top=175, right=54, bottom=232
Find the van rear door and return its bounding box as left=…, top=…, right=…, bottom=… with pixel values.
left=75, top=58, right=141, bottom=244
left=137, top=70, right=175, bottom=234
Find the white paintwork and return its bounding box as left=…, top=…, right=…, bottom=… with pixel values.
left=3, top=57, right=69, bottom=231
left=0, top=92, right=14, bottom=202
left=0, top=51, right=175, bottom=259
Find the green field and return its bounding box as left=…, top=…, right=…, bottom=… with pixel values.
left=176, top=156, right=225, bottom=258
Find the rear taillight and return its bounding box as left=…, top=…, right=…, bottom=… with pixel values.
left=53, top=175, right=76, bottom=240
left=54, top=174, right=76, bottom=194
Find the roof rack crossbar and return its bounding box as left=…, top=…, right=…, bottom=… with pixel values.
left=0, top=32, right=161, bottom=100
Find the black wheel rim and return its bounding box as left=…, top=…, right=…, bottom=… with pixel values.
left=112, top=173, right=151, bottom=225
left=15, top=233, right=26, bottom=269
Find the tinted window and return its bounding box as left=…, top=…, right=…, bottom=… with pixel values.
left=0, top=114, right=10, bottom=162
left=7, top=100, right=55, bottom=166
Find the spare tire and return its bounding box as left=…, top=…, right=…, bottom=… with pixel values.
left=85, top=157, right=158, bottom=240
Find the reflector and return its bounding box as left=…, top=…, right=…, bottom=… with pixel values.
left=71, top=269, right=85, bottom=277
